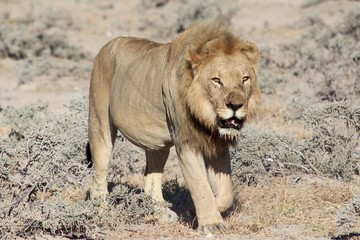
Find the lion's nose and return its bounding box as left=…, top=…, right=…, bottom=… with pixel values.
left=226, top=92, right=245, bottom=111
left=226, top=102, right=243, bottom=111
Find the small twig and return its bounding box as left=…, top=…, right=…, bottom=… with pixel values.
left=8, top=185, right=36, bottom=216
left=26, top=137, right=32, bottom=161
left=277, top=140, right=323, bottom=176
left=282, top=161, right=312, bottom=173
left=41, top=180, right=59, bottom=204
left=124, top=227, right=137, bottom=233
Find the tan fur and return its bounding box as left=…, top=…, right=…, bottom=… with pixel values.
left=88, top=18, right=260, bottom=233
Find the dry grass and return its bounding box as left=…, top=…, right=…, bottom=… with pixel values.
left=229, top=176, right=356, bottom=237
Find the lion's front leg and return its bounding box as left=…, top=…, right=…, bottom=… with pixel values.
left=145, top=148, right=178, bottom=223
left=178, top=145, right=226, bottom=233
left=144, top=148, right=169, bottom=202
left=206, top=148, right=234, bottom=213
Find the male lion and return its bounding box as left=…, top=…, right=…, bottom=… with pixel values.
left=87, top=18, right=260, bottom=233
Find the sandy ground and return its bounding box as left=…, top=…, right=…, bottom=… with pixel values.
left=1, top=0, right=360, bottom=239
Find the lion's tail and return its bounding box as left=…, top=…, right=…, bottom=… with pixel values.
left=85, top=142, right=93, bottom=168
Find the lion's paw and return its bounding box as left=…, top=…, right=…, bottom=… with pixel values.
left=198, top=223, right=227, bottom=235
left=156, top=207, right=178, bottom=223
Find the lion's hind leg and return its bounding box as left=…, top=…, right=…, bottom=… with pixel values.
left=88, top=73, right=117, bottom=199
left=88, top=120, right=117, bottom=199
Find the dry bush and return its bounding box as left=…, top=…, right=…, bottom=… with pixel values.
left=260, top=9, right=360, bottom=120
left=0, top=99, right=92, bottom=238
left=336, top=193, right=360, bottom=237
left=0, top=7, right=91, bottom=85
left=254, top=9, right=360, bottom=190
left=0, top=12, right=86, bottom=60
left=0, top=97, right=155, bottom=239
left=301, top=0, right=329, bottom=8
left=137, top=0, right=235, bottom=41
left=231, top=126, right=303, bottom=186
left=231, top=102, right=360, bottom=187
left=301, top=102, right=360, bottom=180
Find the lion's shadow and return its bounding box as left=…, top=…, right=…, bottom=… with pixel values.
left=86, top=180, right=235, bottom=230
left=162, top=179, right=198, bottom=228
left=161, top=179, right=238, bottom=229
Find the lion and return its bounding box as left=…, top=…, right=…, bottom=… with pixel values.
left=87, top=18, right=260, bottom=234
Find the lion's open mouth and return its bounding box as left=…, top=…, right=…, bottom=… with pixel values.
left=218, top=117, right=244, bottom=130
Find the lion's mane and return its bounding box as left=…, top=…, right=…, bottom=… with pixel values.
left=172, top=18, right=261, bottom=157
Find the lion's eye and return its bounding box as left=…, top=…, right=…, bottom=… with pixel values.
left=242, top=76, right=250, bottom=83
left=211, top=77, right=223, bottom=85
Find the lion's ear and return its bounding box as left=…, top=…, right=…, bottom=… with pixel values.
left=188, top=39, right=218, bottom=67
left=240, top=41, right=260, bottom=64
left=188, top=47, right=205, bottom=66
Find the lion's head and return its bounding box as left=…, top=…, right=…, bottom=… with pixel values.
left=181, top=28, right=261, bottom=141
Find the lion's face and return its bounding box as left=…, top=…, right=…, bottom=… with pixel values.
left=186, top=52, right=259, bottom=140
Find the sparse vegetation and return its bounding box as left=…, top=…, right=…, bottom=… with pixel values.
left=137, top=0, right=235, bottom=41
left=0, top=0, right=360, bottom=239
left=231, top=102, right=360, bottom=187
left=336, top=193, right=360, bottom=237
left=0, top=6, right=91, bottom=85
left=0, top=99, right=155, bottom=239
left=1, top=97, right=358, bottom=239
left=301, top=102, right=360, bottom=180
